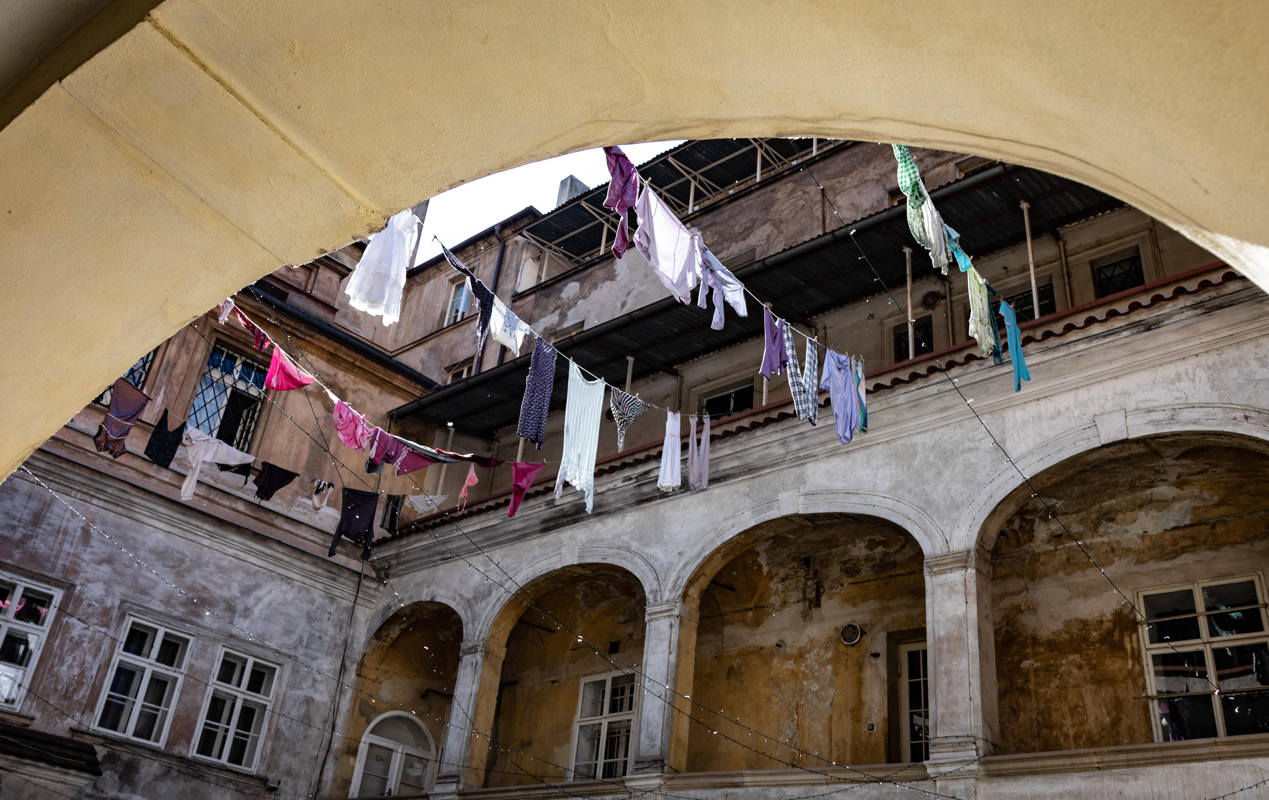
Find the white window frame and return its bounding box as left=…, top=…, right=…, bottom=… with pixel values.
left=446, top=358, right=473, bottom=385
left=348, top=710, right=437, bottom=798
left=444, top=277, right=472, bottom=327
left=92, top=616, right=190, bottom=747
left=1138, top=573, right=1269, bottom=742
left=568, top=670, right=639, bottom=781
left=897, top=642, right=929, bottom=762
left=190, top=646, right=279, bottom=773
left=0, top=572, right=60, bottom=711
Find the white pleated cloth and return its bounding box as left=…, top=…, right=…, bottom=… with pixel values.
left=657, top=411, right=682, bottom=492
left=553, top=361, right=606, bottom=513
left=344, top=209, right=423, bottom=326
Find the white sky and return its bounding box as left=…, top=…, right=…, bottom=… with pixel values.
left=414, top=141, right=683, bottom=263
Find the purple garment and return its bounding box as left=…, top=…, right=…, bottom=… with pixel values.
left=758, top=307, right=788, bottom=379
left=603, top=146, right=639, bottom=258
left=517, top=336, right=556, bottom=449
left=819, top=349, right=860, bottom=445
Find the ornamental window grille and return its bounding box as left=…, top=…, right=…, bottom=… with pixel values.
left=189, top=343, right=267, bottom=451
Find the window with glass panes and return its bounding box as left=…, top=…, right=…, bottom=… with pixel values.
left=95, top=618, right=190, bottom=745
left=892, top=316, right=934, bottom=363
left=571, top=672, right=637, bottom=780
left=897, top=643, right=930, bottom=762
left=1139, top=576, right=1269, bottom=741
left=0, top=573, right=58, bottom=709
left=193, top=650, right=277, bottom=771
left=189, top=343, right=267, bottom=451
left=94, top=348, right=158, bottom=405
left=444, top=278, right=472, bottom=327
left=350, top=712, right=435, bottom=797
left=1092, top=248, right=1145, bottom=298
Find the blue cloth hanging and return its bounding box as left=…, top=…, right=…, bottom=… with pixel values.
left=998, top=301, right=1032, bottom=392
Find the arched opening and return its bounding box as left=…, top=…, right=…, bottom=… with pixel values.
left=337, top=601, right=462, bottom=796
left=349, top=711, right=436, bottom=798
left=987, top=432, right=1269, bottom=754
left=681, top=513, right=927, bottom=772
left=483, top=564, right=647, bottom=788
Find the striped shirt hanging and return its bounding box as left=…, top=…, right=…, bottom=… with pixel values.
left=609, top=388, right=652, bottom=451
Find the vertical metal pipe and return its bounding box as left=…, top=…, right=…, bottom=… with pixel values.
left=1058, top=238, right=1074, bottom=309
left=688, top=181, right=696, bottom=213
left=436, top=423, right=456, bottom=497
left=599, top=224, right=608, bottom=257
left=904, top=246, right=915, bottom=361
left=624, top=355, right=635, bottom=393
left=515, top=437, right=525, bottom=463
left=1021, top=201, right=1040, bottom=318
left=756, top=148, right=763, bottom=183
left=811, top=138, right=819, bottom=156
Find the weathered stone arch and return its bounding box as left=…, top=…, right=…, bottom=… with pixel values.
left=362, top=583, right=475, bottom=654
left=664, top=487, right=946, bottom=605
left=953, top=402, right=1269, bottom=553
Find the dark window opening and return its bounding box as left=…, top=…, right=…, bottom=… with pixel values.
left=189, top=343, right=266, bottom=451
left=1093, top=249, right=1145, bottom=298
left=893, top=316, right=934, bottom=363
left=702, top=384, right=755, bottom=418
left=1003, top=282, right=1057, bottom=323
left=95, top=349, right=158, bottom=405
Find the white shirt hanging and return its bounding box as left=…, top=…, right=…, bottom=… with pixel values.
left=488, top=297, right=532, bottom=357
left=634, top=182, right=701, bottom=304
left=344, top=208, right=423, bottom=326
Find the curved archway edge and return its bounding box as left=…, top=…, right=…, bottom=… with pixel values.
left=951, top=403, right=1269, bottom=554
left=3, top=1, right=1268, bottom=477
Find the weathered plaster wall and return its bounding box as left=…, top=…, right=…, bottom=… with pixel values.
left=0, top=455, right=371, bottom=800
left=685, top=514, right=925, bottom=771
left=990, top=435, right=1269, bottom=754
left=485, top=566, right=646, bottom=788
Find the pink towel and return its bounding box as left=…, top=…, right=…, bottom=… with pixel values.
left=332, top=401, right=373, bottom=451
left=265, top=348, right=314, bottom=391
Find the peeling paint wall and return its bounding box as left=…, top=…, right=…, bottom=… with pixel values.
left=990, top=435, right=1269, bottom=754
left=685, top=514, right=925, bottom=770
left=485, top=567, right=646, bottom=788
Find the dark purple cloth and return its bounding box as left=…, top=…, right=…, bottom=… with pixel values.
left=517, top=336, right=556, bottom=449
left=441, top=244, right=494, bottom=357
left=603, top=146, right=639, bottom=258
left=93, top=379, right=150, bottom=458
left=758, top=307, right=788, bottom=379
left=330, top=488, right=378, bottom=560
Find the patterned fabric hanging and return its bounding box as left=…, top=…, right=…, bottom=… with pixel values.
left=609, top=388, right=652, bottom=451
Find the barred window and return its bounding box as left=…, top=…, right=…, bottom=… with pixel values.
left=1003, top=282, right=1057, bottom=323
left=95, top=349, right=158, bottom=405
left=1092, top=248, right=1145, bottom=298
left=892, top=316, right=934, bottom=363
left=189, top=343, right=267, bottom=451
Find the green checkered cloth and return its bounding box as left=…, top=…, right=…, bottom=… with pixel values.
left=892, top=144, right=931, bottom=249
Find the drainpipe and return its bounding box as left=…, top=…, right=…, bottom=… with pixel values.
left=904, top=247, right=915, bottom=360
left=1020, top=201, right=1040, bottom=317
left=478, top=223, right=509, bottom=372
left=1058, top=238, right=1074, bottom=309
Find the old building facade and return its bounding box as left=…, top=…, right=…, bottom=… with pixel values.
left=2, top=138, right=1266, bottom=799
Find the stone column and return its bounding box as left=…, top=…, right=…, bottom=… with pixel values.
left=630, top=600, right=696, bottom=779
left=431, top=638, right=505, bottom=797
left=923, top=548, right=998, bottom=776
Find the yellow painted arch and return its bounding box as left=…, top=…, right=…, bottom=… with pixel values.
left=2, top=0, right=1267, bottom=477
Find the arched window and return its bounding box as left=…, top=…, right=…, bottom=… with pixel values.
left=349, top=712, right=435, bottom=797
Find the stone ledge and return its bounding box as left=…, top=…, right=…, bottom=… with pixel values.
left=981, top=733, right=1269, bottom=777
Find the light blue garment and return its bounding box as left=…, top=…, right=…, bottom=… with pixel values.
left=945, top=225, right=974, bottom=272
left=819, top=349, right=860, bottom=444
left=999, top=301, right=1032, bottom=392
left=852, top=355, right=868, bottom=433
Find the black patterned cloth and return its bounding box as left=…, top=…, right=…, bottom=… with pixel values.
left=329, top=488, right=378, bottom=560
left=609, top=388, right=652, bottom=451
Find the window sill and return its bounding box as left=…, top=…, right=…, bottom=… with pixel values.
left=0, top=708, right=36, bottom=727
left=981, top=731, right=1269, bottom=777
left=69, top=728, right=272, bottom=789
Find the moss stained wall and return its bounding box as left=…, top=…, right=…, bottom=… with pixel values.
left=991, top=435, right=1269, bottom=755
left=486, top=568, right=646, bottom=788
left=685, top=514, right=925, bottom=771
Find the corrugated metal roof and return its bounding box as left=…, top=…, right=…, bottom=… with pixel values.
left=392, top=163, right=1124, bottom=436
